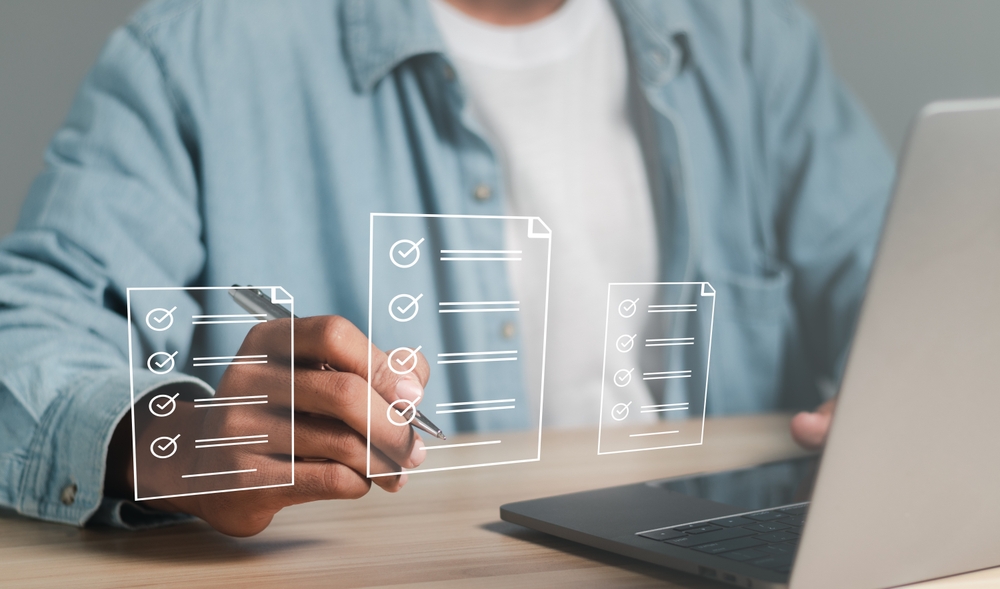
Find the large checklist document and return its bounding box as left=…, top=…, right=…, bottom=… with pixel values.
left=598, top=282, right=716, bottom=455
left=368, top=214, right=552, bottom=476
left=127, top=286, right=295, bottom=501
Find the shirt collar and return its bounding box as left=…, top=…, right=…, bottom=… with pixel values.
left=341, top=0, right=447, bottom=93
left=340, top=0, right=694, bottom=93
left=613, top=0, right=694, bottom=87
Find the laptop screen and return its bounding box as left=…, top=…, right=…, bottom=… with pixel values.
left=651, top=456, right=819, bottom=512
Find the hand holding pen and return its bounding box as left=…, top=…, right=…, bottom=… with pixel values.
left=135, top=288, right=436, bottom=537
left=230, top=287, right=446, bottom=441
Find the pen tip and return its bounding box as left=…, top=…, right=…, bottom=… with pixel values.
left=438, top=433, right=447, bottom=440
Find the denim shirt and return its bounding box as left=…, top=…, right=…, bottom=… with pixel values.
left=0, top=0, right=893, bottom=527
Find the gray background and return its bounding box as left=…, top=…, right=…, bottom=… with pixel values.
left=1, top=0, right=999, bottom=238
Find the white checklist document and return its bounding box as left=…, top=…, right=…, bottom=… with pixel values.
left=368, top=214, right=552, bottom=476
left=126, top=286, right=295, bottom=500
left=598, top=282, right=716, bottom=454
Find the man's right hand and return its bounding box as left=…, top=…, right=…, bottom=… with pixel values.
left=121, top=316, right=429, bottom=537
left=790, top=398, right=836, bottom=451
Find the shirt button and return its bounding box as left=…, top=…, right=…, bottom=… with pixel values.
left=501, top=321, right=516, bottom=339
left=442, top=64, right=456, bottom=81
left=473, top=184, right=492, bottom=201
left=650, top=50, right=669, bottom=67
left=60, top=483, right=77, bottom=506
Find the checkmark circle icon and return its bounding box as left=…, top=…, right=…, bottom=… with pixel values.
left=386, top=399, right=417, bottom=426
left=150, top=435, right=179, bottom=459
left=148, top=393, right=178, bottom=418
left=145, top=307, right=176, bottom=332
left=147, top=351, right=178, bottom=375
left=389, top=238, right=424, bottom=269
left=388, top=346, right=421, bottom=375
left=616, top=334, right=636, bottom=353
left=612, top=402, right=631, bottom=421
left=614, top=368, right=633, bottom=388
left=618, top=299, right=639, bottom=319
left=388, top=293, right=422, bottom=322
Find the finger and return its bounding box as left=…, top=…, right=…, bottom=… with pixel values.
left=238, top=318, right=295, bottom=359
left=292, top=367, right=426, bottom=469
left=292, top=316, right=430, bottom=403
left=790, top=410, right=833, bottom=450
left=213, top=360, right=294, bottom=409
left=265, top=413, right=407, bottom=492
left=275, top=459, right=373, bottom=506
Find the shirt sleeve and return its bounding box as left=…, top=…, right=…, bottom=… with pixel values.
left=748, top=0, right=896, bottom=392
left=0, top=23, right=209, bottom=527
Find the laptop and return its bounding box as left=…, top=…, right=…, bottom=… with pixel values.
left=500, top=98, right=1000, bottom=589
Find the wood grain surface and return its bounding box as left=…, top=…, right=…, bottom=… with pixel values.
left=1, top=414, right=995, bottom=588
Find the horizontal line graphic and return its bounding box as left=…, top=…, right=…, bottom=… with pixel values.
left=436, top=399, right=517, bottom=407
left=192, top=319, right=267, bottom=324
left=192, top=314, right=266, bottom=319
left=195, top=440, right=269, bottom=449
left=645, top=338, right=695, bottom=347
left=181, top=469, right=257, bottom=479
left=194, top=434, right=268, bottom=443
left=440, top=250, right=522, bottom=254
left=435, top=405, right=515, bottom=414
left=192, top=354, right=267, bottom=361
left=439, top=308, right=519, bottom=313
left=193, top=401, right=268, bottom=408
left=438, top=350, right=517, bottom=357
left=194, top=395, right=268, bottom=403
left=440, top=257, right=522, bottom=262
left=420, top=440, right=502, bottom=450
left=439, top=301, right=519, bottom=306
left=437, top=358, right=517, bottom=365
left=642, top=370, right=693, bottom=381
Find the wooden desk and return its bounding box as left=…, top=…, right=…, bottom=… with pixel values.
left=2, top=414, right=997, bottom=588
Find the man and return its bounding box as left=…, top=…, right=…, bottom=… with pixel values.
left=0, top=0, right=892, bottom=536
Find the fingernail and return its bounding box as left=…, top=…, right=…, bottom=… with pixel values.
left=409, top=437, right=425, bottom=467
left=398, top=474, right=409, bottom=488
left=395, top=377, right=424, bottom=404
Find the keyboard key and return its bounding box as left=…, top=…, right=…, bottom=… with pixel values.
left=742, top=521, right=791, bottom=533
left=780, top=515, right=806, bottom=527
left=720, top=548, right=770, bottom=562
left=692, top=536, right=766, bottom=555
left=751, top=553, right=795, bottom=571
left=779, top=505, right=808, bottom=515
left=675, top=523, right=717, bottom=532
left=755, top=531, right=799, bottom=543
left=746, top=511, right=785, bottom=522
left=684, top=525, right=723, bottom=535
left=759, top=542, right=798, bottom=555
left=638, top=528, right=686, bottom=541
left=665, top=527, right=756, bottom=547
left=713, top=516, right=756, bottom=528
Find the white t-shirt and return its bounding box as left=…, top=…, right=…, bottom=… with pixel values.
left=429, top=0, right=660, bottom=426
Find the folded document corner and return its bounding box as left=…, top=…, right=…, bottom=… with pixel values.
left=528, top=217, right=552, bottom=239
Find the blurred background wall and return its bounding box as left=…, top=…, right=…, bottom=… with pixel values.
left=1, top=0, right=999, bottom=238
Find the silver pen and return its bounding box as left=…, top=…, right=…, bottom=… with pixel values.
left=228, top=286, right=446, bottom=440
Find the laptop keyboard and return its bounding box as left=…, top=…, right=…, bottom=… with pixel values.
left=636, top=504, right=808, bottom=574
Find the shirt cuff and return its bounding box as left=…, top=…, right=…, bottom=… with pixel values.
left=17, top=369, right=213, bottom=527
left=88, top=496, right=194, bottom=529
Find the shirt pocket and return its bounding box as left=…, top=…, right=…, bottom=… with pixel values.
left=699, top=264, right=793, bottom=414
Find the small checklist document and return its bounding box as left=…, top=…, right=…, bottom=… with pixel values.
left=126, top=286, right=295, bottom=501
left=368, top=214, right=552, bottom=476
left=598, top=282, right=716, bottom=454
